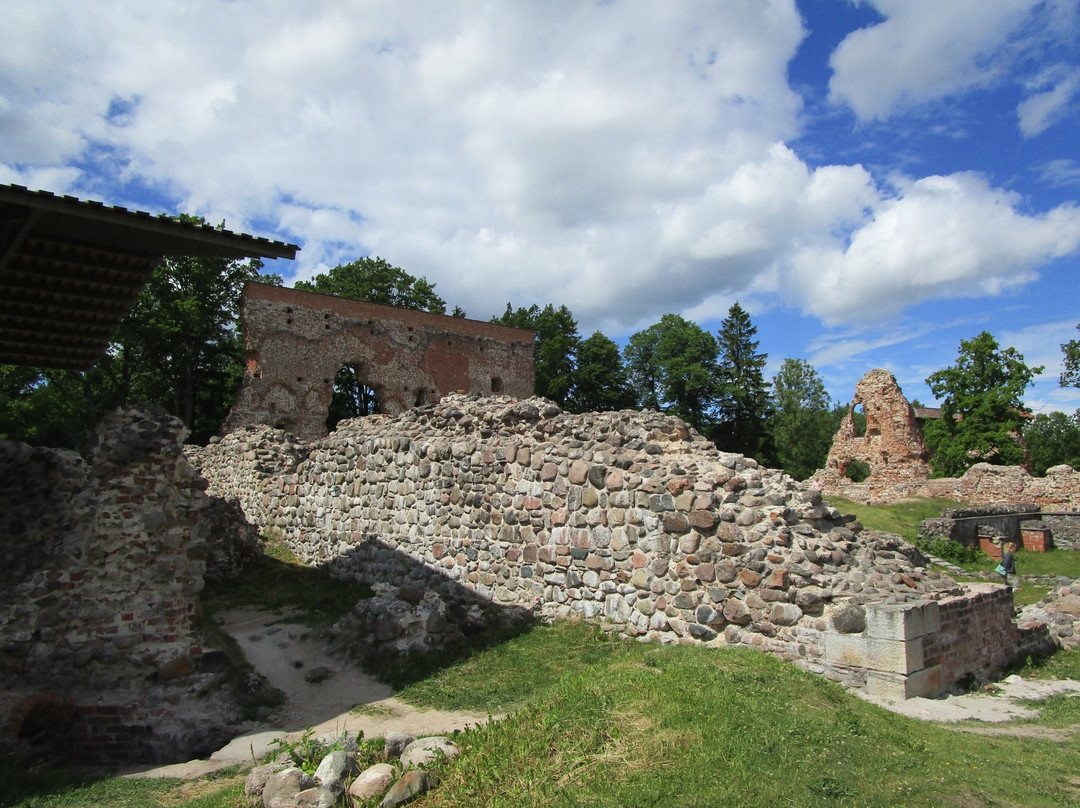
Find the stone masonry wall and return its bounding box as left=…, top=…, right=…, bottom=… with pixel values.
left=225, top=283, right=536, bottom=441
left=190, top=394, right=1034, bottom=695
left=815, top=369, right=931, bottom=500
left=0, top=407, right=235, bottom=764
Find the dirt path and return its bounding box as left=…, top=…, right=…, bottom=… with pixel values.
left=127, top=608, right=490, bottom=780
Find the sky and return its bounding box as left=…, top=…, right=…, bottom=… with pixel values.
left=3, top=0, right=1079, bottom=413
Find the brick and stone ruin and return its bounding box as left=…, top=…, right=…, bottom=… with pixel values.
left=814, top=368, right=1080, bottom=508
left=0, top=407, right=245, bottom=764
left=189, top=396, right=1056, bottom=700
left=225, top=283, right=536, bottom=441
left=2, top=392, right=1070, bottom=765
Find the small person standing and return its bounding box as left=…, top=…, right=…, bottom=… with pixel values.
left=997, top=542, right=1018, bottom=590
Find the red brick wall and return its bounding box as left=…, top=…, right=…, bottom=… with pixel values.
left=226, top=284, right=536, bottom=441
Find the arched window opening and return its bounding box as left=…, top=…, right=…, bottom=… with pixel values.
left=326, top=363, right=380, bottom=431
left=415, top=389, right=428, bottom=407
left=491, top=376, right=503, bottom=393
left=852, top=403, right=867, bottom=438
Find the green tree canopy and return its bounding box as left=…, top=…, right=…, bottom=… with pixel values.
left=1061, top=324, right=1080, bottom=388
left=767, top=358, right=835, bottom=480
left=714, top=302, right=770, bottom=457
left=492, top=303, right=581, bottom=406
left=923, top=331, right=1043, bottom=477
left=1024, top=410, right=1080, bottom=476
left=623, top=314, right=720, bottom=433
left=295, top=255, right=446, bottom=313
left=568, top=331, right=636, bottom=413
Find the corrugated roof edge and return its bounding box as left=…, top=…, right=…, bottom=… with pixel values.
left=0, top=184, right=300, bottom=258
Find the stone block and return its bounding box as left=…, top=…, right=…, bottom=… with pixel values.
left=824, top=632, right=924, bottom=674
left=864, top=665, right=942, bottom=700
left=864, top=601, right=940, bottom=641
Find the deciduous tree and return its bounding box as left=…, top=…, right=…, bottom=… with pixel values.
left=1024, top=410, right=1080, bottom=476
left=767, top=358, right=834, bottom=480
left=923, top=331, right=1042, bottom=477
left=295, top=255, right=446, bottom=313
left=623, top=314, right=720, bottom=433
left=569, top=331, right=635, bottom=413
left=1061, top=324, right=1080, bottom=388
left=493, top=303, right=581, bottom=407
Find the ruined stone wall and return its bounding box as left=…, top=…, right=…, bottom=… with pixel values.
left=0, top=407, right=235, bottom=764
left=814, top=369, right=931, bottom=501
left=225, top=283, right=536, bottom=442
left=190, top=394, right=1036, bottom=695
left=814, top=369, right=1080, bottom=508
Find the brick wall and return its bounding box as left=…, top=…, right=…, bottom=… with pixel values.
left=225, top=283, right=536, bottom=441
left=0, top=407, right=236, bottom=764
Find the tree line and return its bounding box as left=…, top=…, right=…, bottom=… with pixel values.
left=3, top=251, right=1078, bottom=482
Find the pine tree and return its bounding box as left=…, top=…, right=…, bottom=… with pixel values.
left=714, top=302, right=770, bottom=457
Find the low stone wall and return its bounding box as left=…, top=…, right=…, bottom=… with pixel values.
left=918, top=504, right=1041, bottom=548
left=190, top=394, right=1037, bottom=696
left=1037, top=515, right=1080, bottom=551
left=821, top=462, right=1080, bottom=508
left=0, top=407, right=237, bottom=764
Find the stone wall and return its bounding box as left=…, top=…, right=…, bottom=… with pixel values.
left=0, top=407, right=236, bottom=764
left=918, top=504, right=1042, bottom=548
left=1037, top=515, right=1080, bottom=551
left=815, top=370, right=931, bottom=500
left=814, top=369, right=1080, bottom=509
left=225, top=283, right=536, bottom=441
left=190, top=394, right=1035, bottom=696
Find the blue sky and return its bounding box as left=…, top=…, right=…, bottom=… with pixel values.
left=3, top=0, right=1078, bottom=412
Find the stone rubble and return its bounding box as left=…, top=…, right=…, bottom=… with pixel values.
left=243, top=732, right=458, bottom=808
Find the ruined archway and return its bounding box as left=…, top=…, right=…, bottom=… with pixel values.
left=225, top=284, right=536, bottom=441
left=815, top=369, right=931, bottom=497
left=326, top=363, right=382, bottom=431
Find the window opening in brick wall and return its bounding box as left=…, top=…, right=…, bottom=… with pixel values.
left=326, top=363, right=380, bottom=431
left=491, top=376, right=503, bottom=393
left=853, top=403, right=867, bottom=438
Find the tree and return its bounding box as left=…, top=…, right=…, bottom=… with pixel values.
left=1061, top=324, right=1080, bottom=388
left=623, top=314, right=720, bottom=433
left=492, top=303, right=581, bottom=406
left=714, top=302, right=770, bottom=456
left=767, top=358, right=835, bottom=480
left=1023, top=410, right=1080, bottom=476
left=923, top=331, right=1043, bottom=477
left=568, top=331, right=635, bottom=413
left=295, top=256, right=446, bottom=313
left=295, top=256, right=446, bottom=428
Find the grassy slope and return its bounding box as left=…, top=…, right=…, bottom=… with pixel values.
left=400, top=622, right=1080, bottom=808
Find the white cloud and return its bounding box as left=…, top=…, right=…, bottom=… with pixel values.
left=1018, top=68, right=1080, bottom=137
left=827, top=0, right=1070, bottom=125
left=786, top=173, right=1080, bottom=324
left=2, top=0, right=1079, bottom=343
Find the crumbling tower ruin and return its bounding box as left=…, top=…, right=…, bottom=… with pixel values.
left=814, top=369, right=931, bottom=500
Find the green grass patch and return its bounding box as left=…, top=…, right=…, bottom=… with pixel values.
left=395, top=620, right=626, bottom=713
left=1023, top=646, right=1080, bottom=681
left=826, top=496, right=965, bottom=543
left=1016, top=548, right=1080, bottom=579
left=201, top=535, right=372, bottom=626
left=413, top=641, right=1080, bottom=808
left=0, top=765, right=244, bottom=808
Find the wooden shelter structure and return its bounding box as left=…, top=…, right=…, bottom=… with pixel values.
left=0, top=184, right=298, bottom=370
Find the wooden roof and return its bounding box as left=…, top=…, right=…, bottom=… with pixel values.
left=0, top=184, right=298, bottom=371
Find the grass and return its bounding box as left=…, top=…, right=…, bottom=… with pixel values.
left=398, top=622, right=1080, bottom=808
left=826, top=496, right=965, bottom=543
left=0, top=767, right=245, bottom=808
left=11, top=502, right=1080, bottom=807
